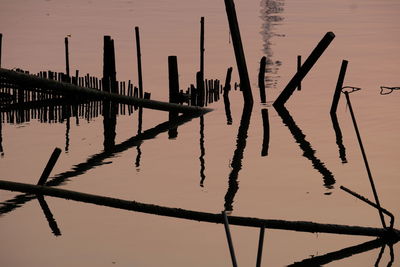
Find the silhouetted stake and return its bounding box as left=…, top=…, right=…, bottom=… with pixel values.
left=273, top=32, right=335, bottom=107
left=224, top=0, right=253, bottom=105
left=64, top=37, right=70, bottom=81
left=37, top=148, right=62, bottom=185
left=288, top=237, right=397, bottom=266
left=330, top=60, right=348, bottom=115
left=0, top=68, right=211, bottom=114
left=222, top=211, right=238, bottom=267
left=0, top=33, right=2, bottom=68
left=343, top=91, right=386, bottom=228
left=135, top=26, right=143, bottom=99
left=258, top=56, right=267, bottom=103
left=297, top=55, right=301, bottom=91
left=199, top=116, right=206, bottom=187
left=37, top=195, right=61, bottom=236
left=1, top=180, right=399, bottom=239
left=223, top=67, right=233, bottom=125
left=196, top=71, right=205, bottom=107
left=200, top=17, right=205, bottom=79
left=261, top=108, right=270, bottom=156
left=256, top=225, right=265, bottom=267
left=168, top=56, right=179, bottom=139
left=340, top=186, right=394, bottom=229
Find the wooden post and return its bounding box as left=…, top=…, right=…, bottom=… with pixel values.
left=37, top=148, right=62, bottom=185
left=297, top=55, right=301, bottom=91
left=273, top=32, right=335, bottom=107
left=200, top=17, right=205, bottom=80
left=224, top=0, right=253, bottom=106
left=168, top=56, right=179, bottom=138
left=256, top=225, right=265, bottom=267
left=330, top=60, right=348, bottom=115
left=64, top=37, right=70, bottom=81
left=222, top=211, right=238, bottom=267
left=135, top=26, right=143, bottom=99
left=196, top=71, right=205, bottom=107
left=223, top=67, right=233, bottom=125
left=258, top=56, right=267, bottom=103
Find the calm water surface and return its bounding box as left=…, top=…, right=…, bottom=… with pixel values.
left=0, top=0, right=400, bottom=266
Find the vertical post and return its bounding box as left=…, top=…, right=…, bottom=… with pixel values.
left=343, top=92, right=386, bottom=228
left=224, top=0, right=253, bottom=106
left=256, top=225, right=265, bottom=267
left=64, top=37, right=70, bottom=81
left=196, top=71, right=205, bottom=107
left=168, top=56, right=179, bottom=139
left=222, top=211, right=238, bottom=267
left=273, top=32, right=335, bottom=107
left=297, top=55, right=301, bottom=91
left=330, top=60, right=348, bottom=115
left=135, top=26, right=143, bottom=99
left=200, top=17, right=205, bottom=80
left=258, top=56, right=267, bottom=103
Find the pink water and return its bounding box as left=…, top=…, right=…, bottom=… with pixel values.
left=1, top=0, right=400, bottom=266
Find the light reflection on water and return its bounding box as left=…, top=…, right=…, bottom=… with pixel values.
left=1, top=0, right=400, bottom=266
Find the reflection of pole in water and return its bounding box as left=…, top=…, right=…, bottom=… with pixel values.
left=275, top=105, right=335, bottom=189
left=65, top=114, right=70, bottom=153
left=261, top=108, right=270, bottom=156
left=223, top=67, right=233, bottom=125
left=288, top=237, right=394, bottom=267
left=224, top=104, right=252, bottom=211
left=199, top=116, right=206, bottom=186
left=37, top=195, right=61, bottom=236
left=330, top=112, right=347, bottom=163
left=0, top=113, right=4, bottom=157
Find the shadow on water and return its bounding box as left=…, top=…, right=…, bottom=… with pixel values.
left=274, top=105, right=335, bottom=190
left=224, top=103, right=253, bottom=211
left=260, top=0, right=285, bottom=89
left=37, top=195, right=61, bottom=236
left=0, top=112, right=201, bottom=215
left=288, top=237, right=396, bottom=266
left=330, top=112, right=347, bottom=163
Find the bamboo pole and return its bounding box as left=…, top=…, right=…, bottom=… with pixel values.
left=0, top=68, right=211, bottom=114
left=0, top=179, right=398, bottom=238
left=330, top=60, right=348, bottom=115
left=273, top=32, right=335, bottom=107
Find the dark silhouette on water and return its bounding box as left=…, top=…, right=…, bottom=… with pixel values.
left=289, top=237, right=396, bottom=266
left=223, top=67, right=233, bottom=125
left=274, top=105, right=335, bottom=189
left=37, top=195, right=61, bottom=236
left=0, top=114, right=3, bottom=157
left=199, top=116, right=206, bottom=186
left=0, top=113, right=201, bottom=216
left=224, top=103, right=252, bottom=211
left=261, top=108, right=270, bottom=156
left=330, top=112, right=347, bottom=163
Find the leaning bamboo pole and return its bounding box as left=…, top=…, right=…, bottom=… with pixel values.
left=0, top=68, right=211, bottom=114
left=0, top=179, right=398, bottom=239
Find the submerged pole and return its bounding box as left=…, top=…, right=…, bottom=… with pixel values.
left=258, top=56, right=267, bottom=103
left=200, top=17, right=205, bottom=80
left=135, top=26, right=143, bottom=99
left=64, top=37, right=70, bottom=80
left=0, top=33, right=3, bottom=68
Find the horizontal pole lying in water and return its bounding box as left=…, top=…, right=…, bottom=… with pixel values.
left=0, top=68, right=212, bottom=114
left=0, top=179, right=398, bottom=239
